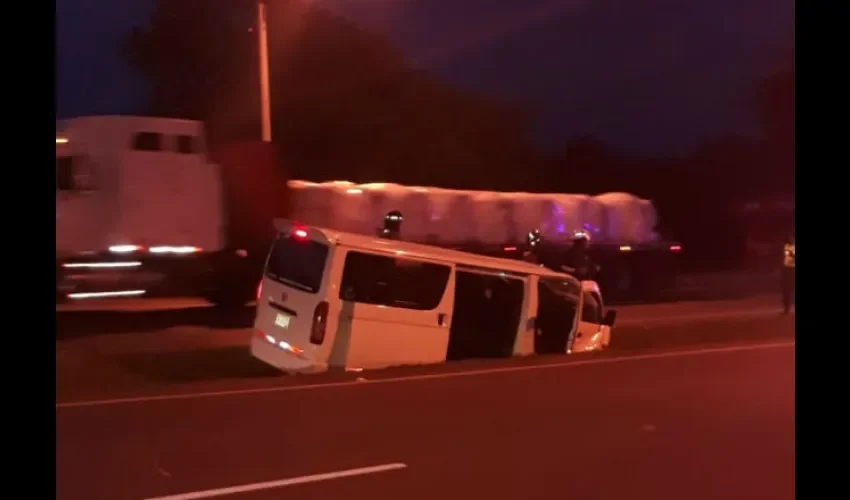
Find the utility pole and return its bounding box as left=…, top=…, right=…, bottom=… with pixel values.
left=257, top=0, right=272, bottom=142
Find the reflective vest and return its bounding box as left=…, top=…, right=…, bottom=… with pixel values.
left=783, top=243, right=795, bottom=268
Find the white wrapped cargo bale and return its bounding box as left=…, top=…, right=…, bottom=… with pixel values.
left=471, top=192, right=515, bottom=244
left=388, top=187, right=434, bottom=242
left=553, top=195, right=608, bottom=242
left=433, top=190, right=479, bottom=243
left=358, top=184, right=404, bottom=235
left=294, top=182, right=369, bottom=234
left=595, top=192, right=657, bottom=243
left=285, top=180, right=659, bottom=246
left=418, top=188, right=459, bottom=243
left=288, top=182, right=337, bottom=228
left=333, top=185, right=380, bottom=234
left=637, top=199, right=659, bottom=242
left=504, top=194, right=570, bottom=244
left=290, top=182, right=377, bottom=235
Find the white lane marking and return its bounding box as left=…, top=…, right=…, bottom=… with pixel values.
left=142, top=463, right=408, bottom=500
left=56, top=341, right=794, bottom=410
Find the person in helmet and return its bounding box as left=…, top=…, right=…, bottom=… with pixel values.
left=780, top=233, right=795, bottom=314
left=560, top=231, right=598, bottom=280
left=521, top=229, right=544, bottom=265
left=380, top=210, right=403, bottom=240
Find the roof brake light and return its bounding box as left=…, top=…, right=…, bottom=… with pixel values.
left=293, top=228, right=308, bottom=240
left=669, top=245, right=682, bottom=252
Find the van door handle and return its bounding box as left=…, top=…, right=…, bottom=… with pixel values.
left=437, top=313, right=447, bottom=326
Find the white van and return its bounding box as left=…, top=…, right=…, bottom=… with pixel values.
left=251, top=220, right=617, bottom=373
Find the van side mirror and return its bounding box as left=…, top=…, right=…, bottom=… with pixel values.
left=602, top=309, right=617, bottom=327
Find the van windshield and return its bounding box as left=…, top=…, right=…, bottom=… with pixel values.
left=265, top=234, right=329, bottom=293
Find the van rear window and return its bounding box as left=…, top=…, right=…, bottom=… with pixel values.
left=265, top=235, right=329, bottom=293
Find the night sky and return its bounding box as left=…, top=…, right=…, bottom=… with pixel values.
left=56, top=0, right=794, bottom=156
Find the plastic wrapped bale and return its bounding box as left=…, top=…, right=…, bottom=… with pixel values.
left=472, top=191, right=516, bottom=245
left=287, top=181, right=337, bottom=228
left=360, top=184, right=411, bottom=237
left=512, top=194, right=572, bottom=244
left=431, top=190, right=478, bottom=244
left=543, top=196, right=575, bottom=244
left=595, top=192, right=655, bottom=243
left=324, top=185, right=373, bottom=234
left=392, top=187, right=437, bottom=242
left=418, top=188, right=457, bottom=243
left=554, top=194, right=607, bottom=242
left=637, top=199, right=660, bottom=242
left=504, top=193, right=536, bottom=243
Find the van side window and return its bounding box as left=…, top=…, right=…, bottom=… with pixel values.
left=176, top=135, right=202, bottom=154
left=581, top=291, right=601, bottom=323
left=339, top=251, right=450, bottom=310
left=132, top=132, right=162, bottom=151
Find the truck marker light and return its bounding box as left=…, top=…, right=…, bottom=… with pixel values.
left=68, top=289, right=146, bottom=300
left=149, top=246, right=201, bottom=254
left=63, top=261, right=142, bottom=269
left=109, top=244, right=143, bottom=254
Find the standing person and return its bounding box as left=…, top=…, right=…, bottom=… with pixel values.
left=380, top=210, right=403, bottom=240
left=781, top=234, right=795, bottom=314
left=522, top=229, right=544, bottom=266
left=561, top=231, right=598, bottom=281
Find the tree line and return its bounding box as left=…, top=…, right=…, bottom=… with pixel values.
left=125, top=0, right=793, bottom=265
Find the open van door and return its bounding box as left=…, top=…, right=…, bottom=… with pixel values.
left=571, top=281, right=611, bottom=353
left=535, top=276, right=582, bottom=355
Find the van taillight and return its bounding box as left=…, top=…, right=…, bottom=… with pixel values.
left=310, top=301, right=329, bottom=345
left=256, top=280, right=263, bottom=300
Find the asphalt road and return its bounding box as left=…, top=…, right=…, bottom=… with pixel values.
left=57, top=340, right=794, bottom=500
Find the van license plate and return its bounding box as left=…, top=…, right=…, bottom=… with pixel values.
left=274, top=313, right=291, bottom=329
